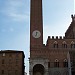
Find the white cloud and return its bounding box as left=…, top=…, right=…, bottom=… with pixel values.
left=1, top=28, right=14, bottom=33
left=0, top=0, right=29, bottom=22
left=8, top=0, right=23, bottom=7
left=8, top=13, right=29, bottom=21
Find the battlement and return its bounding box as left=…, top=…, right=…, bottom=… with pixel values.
left=46, top=35, right=75, bottom=48
left=47, top=36, right=65, bottom=39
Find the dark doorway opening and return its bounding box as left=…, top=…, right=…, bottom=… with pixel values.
left=33, top=64, right=44, bottom=75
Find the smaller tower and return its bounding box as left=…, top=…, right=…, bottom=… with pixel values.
left=65, top=14, right=75, bottom=39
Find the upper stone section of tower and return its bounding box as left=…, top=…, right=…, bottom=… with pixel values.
left=65, top=14, right=75, bottom=39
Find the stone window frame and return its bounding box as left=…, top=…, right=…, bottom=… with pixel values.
left=54, top=59, right=59, bottom=67
left=71, top=41, right=75, bottom=48
left=63, top=59, right=68, bottom=67
left=62, top=41, right=67, bottom=48
left=53, top=41, right=58, bottom=48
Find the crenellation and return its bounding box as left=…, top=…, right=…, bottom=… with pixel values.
left=56, top=36, right=58, bottom=39
left=48, top=36, right=50, bottom=39
left=59, top=36, right=62, bottom=39
left=47, top=36, right=64, bottom=39
left=52, top=36, right=54, bottom=39
left=46, top=37, right=75, bottom=48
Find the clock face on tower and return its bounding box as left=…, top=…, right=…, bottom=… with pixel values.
left=32, top=30, right=41, bottom=38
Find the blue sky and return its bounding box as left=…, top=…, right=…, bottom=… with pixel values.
left=0, top=0, right=74, bottom=74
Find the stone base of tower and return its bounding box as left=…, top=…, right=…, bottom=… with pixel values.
left=29, top=58, right=69, bottom=75
left=29, top=58, right=49, bottom=75
left=48, top=68, right=68, bottom=75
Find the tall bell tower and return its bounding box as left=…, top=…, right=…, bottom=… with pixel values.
left=29, top=1, right=49, bottom=75
left=30, top=0, right=43, bottom=48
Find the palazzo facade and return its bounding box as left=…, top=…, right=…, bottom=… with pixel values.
left=29, top=0, right=75, bottom=75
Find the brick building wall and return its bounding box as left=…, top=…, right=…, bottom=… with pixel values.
left=0, top=50, right=25, bottom=75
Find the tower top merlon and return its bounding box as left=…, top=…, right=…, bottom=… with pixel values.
left=71, top=14, right=75, bottom=21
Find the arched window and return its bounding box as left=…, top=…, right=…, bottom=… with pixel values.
left=54, top=41, right=58, bottom=48
left=71, top=41, right=75, bottom=48
left=62, top=41, right=67, bottom=48
left=63, top=59, right=68, bottom=67
left=54, top=59, right=59, bottom=67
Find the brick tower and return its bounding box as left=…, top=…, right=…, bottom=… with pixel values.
left=30, top=0, right=47, bottom=75
left=30, top=0, right=43, bottom=48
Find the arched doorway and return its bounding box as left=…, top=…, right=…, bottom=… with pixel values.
left=33, top=64, right=45, bottom=75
